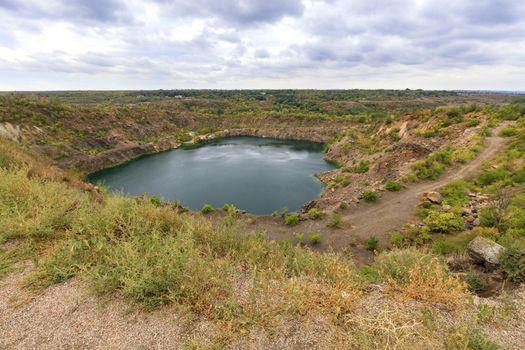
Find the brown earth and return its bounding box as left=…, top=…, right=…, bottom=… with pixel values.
left=250, top=123, right=510, bottom=264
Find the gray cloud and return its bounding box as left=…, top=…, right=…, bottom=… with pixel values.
left=0, top=0, right=524, bottom=90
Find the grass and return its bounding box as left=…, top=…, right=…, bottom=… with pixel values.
left=372, top=248, right=466, bottom=307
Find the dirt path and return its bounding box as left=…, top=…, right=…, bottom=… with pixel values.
left=257, top=124, right=510, bottom=263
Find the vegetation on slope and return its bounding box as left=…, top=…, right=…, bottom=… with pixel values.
left=0, top=137, right=508, bottom=348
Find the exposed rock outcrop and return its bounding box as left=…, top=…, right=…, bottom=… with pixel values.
left=467, top=236, right=506, bottom=268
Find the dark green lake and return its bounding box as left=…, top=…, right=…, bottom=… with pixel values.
left=88, top=137, right=336, bottom=215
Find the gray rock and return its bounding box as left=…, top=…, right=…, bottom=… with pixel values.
left=467, top=236, right=506, bottom=267
left=473, top=218, right=481, bottom=226
left=442, top=204, right=452, bottom=211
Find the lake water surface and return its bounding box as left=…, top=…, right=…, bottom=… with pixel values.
left=88, top=137, right=336, bottom=214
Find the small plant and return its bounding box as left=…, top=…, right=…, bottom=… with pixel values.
left=366, top=236, right=379, bottom=251
left=423, top=210, right=464, bottom=233
left=284, top=213, right=300, bottom=226
left=390, top=231, right=406, bottom=248
left=499, top=126, right=518, bottom=137
left=149, top=195, right=162, bottom=207
left=385, top=180, right=401, bottom=192
left=466, top=118, right=480, bottom=127
left=222, top=203, right=237, bottom=216
left=201, top=204, right=214, bottom=213
left=294, top=232, right=305, bottom=245
left=499, top=247, right=525, bottom=282
left=362, top=190, right=379, bottom=202
left=351, top=160, right=370, bottom=174
left=307, top=208, right=324, bottom=220
left=339, top=201, right=348, bottom=210
left=465, top=273, right=485, bottom=292
left=308, top=233, right=321, bottom=245
left=327, top=213, right=343, bottom=228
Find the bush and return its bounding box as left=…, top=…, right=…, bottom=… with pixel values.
left=499, top=126, right=518, bottom=137
left=284, top=213, right=300, bottom=226
left=390, top=231, right=406, bottom=248
left=308, top=233, right=321, bottom=245
left=499, top=247, right=525, bottom=282
left=201, top=204, right=214, bottom=213
left=366, top=236, right=379, bottom=251
left=362, top=190, right=379, bottom=202
left=385, top=180, right=401, bottom=192
left=339, top=201, right=348, bottom=210
left=412, top=160, right=444, bottom=180
left=466, top=118, right=480, bottom=127
left=307, top=208, right=324, bottom=220
left=423, top=211, right=464, bottom=233
left=327, top=213, right=343, bottom=228
left=351, top=160, right=369, bottom=173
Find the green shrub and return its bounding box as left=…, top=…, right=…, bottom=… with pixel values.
left=362, top=190, right=379, bottom=202
left=327, top=213, right=343, bottom=228
left=339, top=201, right=348, bottom=210
left=149, top=195, right=163, bottom=207
left=385, top=180, right=401, bottom=192
left=499, top=247, right=525, bottom=282
left=308, top=233, right=321, bottom=245
left=390, top=231, right=406, bottom=248
left=423, top=211, right=464, bottom=233
left=479, top=207, right=497, bottom=227
left=466, top=118, right=480, bottom=127
left=201, top=204, right=214, bottom=213
left=351, top=160, right=369, bottom=173
left=499, top=126, right=518, bottom=137
left=465, top=273, right=485, bottom=292
left=284, top=213, right=300, bottom=226
left=307, top=208, right=324, bottom=220
left=366, top=236, right=379, bottom=251
left=412, top=160, right=444, bottom=180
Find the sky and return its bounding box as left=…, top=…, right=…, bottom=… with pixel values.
left=0, top=0, right=524, bottom=90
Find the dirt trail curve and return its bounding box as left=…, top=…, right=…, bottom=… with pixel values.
left=323, top=123, right=511, bottom=250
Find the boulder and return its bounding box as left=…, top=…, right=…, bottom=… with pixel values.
left=423, top=191, right=443, bottom=204
left=467, top=236, right=506, bottom=267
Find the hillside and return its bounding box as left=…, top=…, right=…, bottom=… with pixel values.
left=1, top=92, right=525, bottom=349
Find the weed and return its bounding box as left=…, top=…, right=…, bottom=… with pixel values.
left=201, top=204, right=215, bottom=213
left=327, top=213, right=343, bottom=228
left=362, top=190, right=379, bottom=202
left=366, top=236, right=379, bottom=251
left=307, top=208, right=324, bottom=220
left=385, top=180, right=401, bottom=192
left=284, top=213, right=300, bottom=226
left=308, top=233, right=321, bottom=245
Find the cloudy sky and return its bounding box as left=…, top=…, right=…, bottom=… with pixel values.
left=0, top=0, right=524, bottom=90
